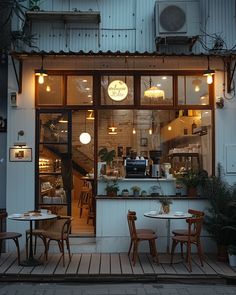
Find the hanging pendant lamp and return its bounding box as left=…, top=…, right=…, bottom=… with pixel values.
left=79, top=111, right=91, bottom=144
left=35, top=56, right=48, bottom=84
left=203, top=56, right=215, bottom=85
left=144, top=77, right=165, bottom=99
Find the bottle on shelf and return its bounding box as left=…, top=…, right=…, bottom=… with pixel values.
left=192, top=121, right=197, bottom=134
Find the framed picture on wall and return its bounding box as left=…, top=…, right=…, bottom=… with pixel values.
left=9, top=147, right=32, bottom=162
left=140, top=138, right=148, bottom=147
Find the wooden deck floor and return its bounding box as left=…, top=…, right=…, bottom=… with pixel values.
left=0, top=252, right=236, bottom=283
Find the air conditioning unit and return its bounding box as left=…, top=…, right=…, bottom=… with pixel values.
left=155, top=1, right=200, bottom=45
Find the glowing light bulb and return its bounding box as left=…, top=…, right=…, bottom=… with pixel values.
left=149, top=128, right=152, bottom=135
left=207, top=74, right=213, bottom=84
left=46, top=85, right=51, bottom=92
left=38, top=75, right=44, bottom=84
left=79, top=132, right=91, bottom=144
left=195, top=85, right=200, bottom=92
left=132, top=128, right=136, bottom=134
left=168, top=125, right=172, bottom=131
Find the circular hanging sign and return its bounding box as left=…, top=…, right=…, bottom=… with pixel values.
left=107, top=80, right=128, bottom=101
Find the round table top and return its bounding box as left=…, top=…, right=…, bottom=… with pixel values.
left=8, top=212, right=57, bottom=221
left=144, top=211, right=192, bottom=219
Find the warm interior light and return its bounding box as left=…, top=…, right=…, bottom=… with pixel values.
left=144, top=77, right=165, bottom=99
left=132, top=128, right=136, bottom=134
left=108, top=126, right=117, bottom=135
left=149, top=128, right=152, bottom=135
left=192, top=78, right=202, bottom=92
left=79, top=132, right=91, bottom=144
left=46, top=85, right=51, bottom=92
left=35, top=56, right=48, bottom=84
left=86, top=110, right=95, bottom=120
left=203, top=57, right=215, bottom=85
left=168, top=125, right=172, bottom=131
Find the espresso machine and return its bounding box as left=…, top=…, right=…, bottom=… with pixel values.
left=149, top=150, right=162, bottom=178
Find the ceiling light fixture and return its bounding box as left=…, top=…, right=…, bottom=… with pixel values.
left=192, top=78, right=202, bottom=92
left=203, top=56, right=215, bottom=84
left=144, top=77, right=165, bottom=99
left=35, top=56, right=48, bottom=84
left=108, top=110, right=117, bottom=135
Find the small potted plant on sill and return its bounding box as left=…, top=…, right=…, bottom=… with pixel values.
left=159, top=197, right=172, bottom=214
left=131, top=186, right=141, bottom=197
left=227, top=245, right=236, bottom=267
left=105, top=179, right=119, bottom=197
left=121, top=189, right=129, bottom=197
left=141, top=190, right=148, bottom=197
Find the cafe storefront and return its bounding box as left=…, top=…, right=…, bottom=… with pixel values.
left=18, top=54, right=212, bottom=246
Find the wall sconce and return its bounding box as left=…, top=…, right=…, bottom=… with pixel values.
left=14, top=130, right=26, bottom=147
left=35, top=56, right=48, bottom=84
left=203, top=56, right=215, bottom=84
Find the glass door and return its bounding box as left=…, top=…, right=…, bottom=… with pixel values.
left=36, top=111, right=71, bottom=217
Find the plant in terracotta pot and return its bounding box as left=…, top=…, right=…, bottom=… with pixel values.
left=179, top=169, right=208, bottom=197
left=159, top=197, right=172, bottom=214
left=105, top=179, right=119, bottom=197
left=131, top=186, right=141, bottom=197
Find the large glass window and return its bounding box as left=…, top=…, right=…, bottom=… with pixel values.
left=37, top=75, right=63, bottom=106
left=141, top=75, right=173, bottom=106
left=178, top=76, right=209, bottom=105
left=67, top=76, right=93, bottom=105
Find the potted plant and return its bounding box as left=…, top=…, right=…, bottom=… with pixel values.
left=204, top=163, right=236, bottom=261
left=159, top=197, right=172, bottom=214
left=105, top=179, right=119, bottom=197
left=29, top=0, right=44, bottom=11
left=131, top=186, right=141, bottom=197
left=98, top=147, right=116, bottom=176
left=141, top=190, right=147, bottom=197
left=227, top=245, right=236, bottom=267
left=178, top=169, right=208, bottom=197
left=121, top=189, right=129, bottom=197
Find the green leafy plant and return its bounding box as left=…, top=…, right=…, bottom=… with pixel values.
left=159, top=197, right=172, bottom=206
left=105, top=179, right=119, bottom=193
left=131, top=186, right=141, bottom=193
left=121, top=189, right=129, bottom=196
left=178, top=169, right=208, bottom=188
left=98, top=147, right=116, bottom=164
left=228, top=245, right=236, bottom=255
left=204, top=163, right=236, bottom=246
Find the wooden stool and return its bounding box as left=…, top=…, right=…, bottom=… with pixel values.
left=78, top=186, right=91, bottom=217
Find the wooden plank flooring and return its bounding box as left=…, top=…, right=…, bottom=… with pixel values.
left=0, top=252, right=235, bottom=282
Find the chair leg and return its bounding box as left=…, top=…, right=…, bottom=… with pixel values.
left=128, top=240, right=133, bottom=256
left=149, top=240, right=159, bottom=263
left=132, top=240, right=139, bottom=266
left=170, top=239, right=178, bottom=264
left=186, top=242, right=192, bottom=272
left=13, top=237, right=21, bottom=265
left=66, top=238, right=71, bottom=261
left=25, top=234, right=28, bottom=259
left=197, top=241, right=204, bottom=266
left=180, top=242, right=184, bottom=258
left=34, top=236, right=37, bottom=254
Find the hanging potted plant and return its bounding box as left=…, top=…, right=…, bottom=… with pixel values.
left=131, top=186, right=141, bottom=197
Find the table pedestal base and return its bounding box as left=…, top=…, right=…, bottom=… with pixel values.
left=20, top=258, right=42, bottom=267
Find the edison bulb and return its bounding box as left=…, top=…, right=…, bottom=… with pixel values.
left=207, top=74, right=213, bottom=84
left=38, top=74, right=44, bottom=84
left=168, top=125, right=172, bottom=131
left=79, top=132, right=91, bottom=144
left=195, top=85, right=200, bottom=92
left=132, top=128, right=136, bottom=134
left=149, top=128, right=152, bottom=135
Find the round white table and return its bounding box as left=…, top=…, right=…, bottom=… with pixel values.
left=144, top=212, right=192, bottom=253
left=8, top=212, right=57, bottom=266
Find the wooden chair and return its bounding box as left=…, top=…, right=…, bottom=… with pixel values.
left=78, top=186, right=91, bottom=217
left=172, top=209, right=205, bottom=236
left=170, top=216, right=204, bottom=272
left=0, top=212, right=22, bottom=265
left=127, top=210, right=158, bottom=266
left=41, top=216, right=72, bottom=267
